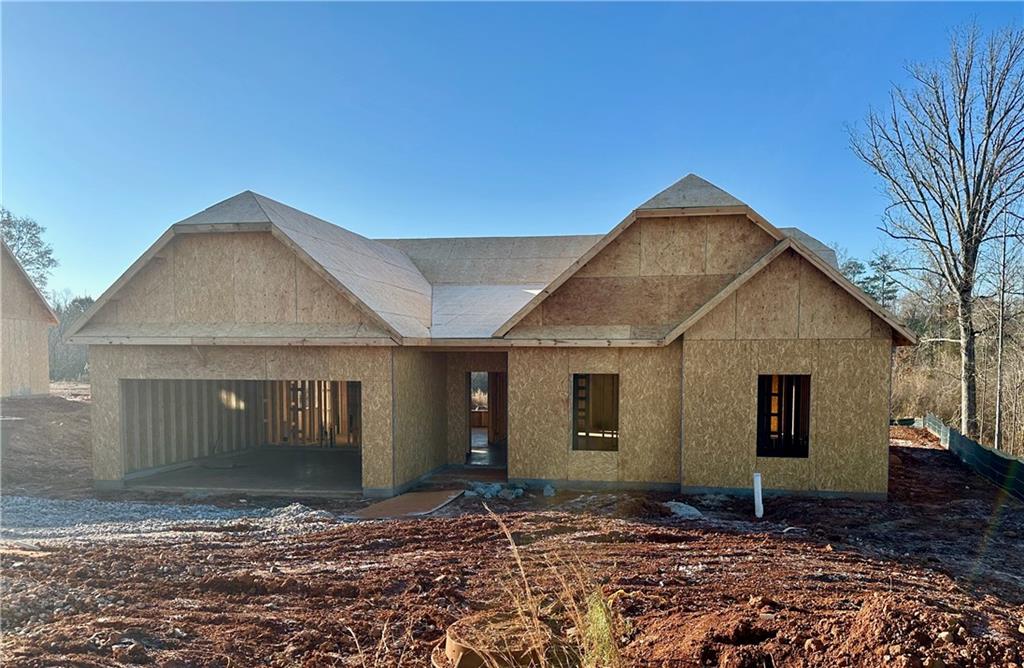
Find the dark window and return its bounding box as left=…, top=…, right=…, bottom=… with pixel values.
left=573, top=373, right=619, bottom=451
left=757, top=374, right=810, bottom=458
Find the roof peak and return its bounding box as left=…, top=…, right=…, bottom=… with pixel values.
left=176, top=190, right=272, bottom=226
left=1, top=242, right=58, bottom=324
left=638, top=173, right=745, bottom=210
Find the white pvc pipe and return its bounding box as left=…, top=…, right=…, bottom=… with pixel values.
left=753, top=472, right=764, bottom=518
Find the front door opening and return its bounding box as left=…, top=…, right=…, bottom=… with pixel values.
left=467, top=371, right=507, bottom=467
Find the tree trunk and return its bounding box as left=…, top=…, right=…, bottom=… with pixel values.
left=994, top=232, right=1007, bottom=451
left=958, top=294, right=979, bottom=438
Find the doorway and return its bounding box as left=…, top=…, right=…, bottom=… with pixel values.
left=467, top=371, right=507, bottom=467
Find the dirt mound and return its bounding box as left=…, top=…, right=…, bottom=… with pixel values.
left=614, top=495, right=674, bottom=519
left=891, top=425, right=941, bottom=448
left=3, top=507, right=1022, bottom=667
left=841, top=594, right=938, bottom=651
left=833, top=593, right=1023, bottom=667
left=635, top=610, right=781, bottom=667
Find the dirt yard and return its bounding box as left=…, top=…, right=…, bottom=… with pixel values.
left=1, top=394, right=1022, bottom=667
left=1, top=392, right=93, bottom=499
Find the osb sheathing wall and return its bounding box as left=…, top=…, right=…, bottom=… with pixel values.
left=1, top=253, right=52, bottom=397
left=683, top=249, right=894, bottom=494
left=120, top=379, right=264, bottom=473
left=85, top=232, right=388, bottom=334
left=1, top=319, right=50, bottom=397
left=507, top=344, right=681, bottom=484
left=444, top=352, right=507, bottom=464
left=89, top=345, right=394, bottom=489
left=508, top=214, right=775, bottom=340
left=392, top=349, right=447, bottom=488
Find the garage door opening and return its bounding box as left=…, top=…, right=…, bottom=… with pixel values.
left=121, top=379, right=362, bottom=494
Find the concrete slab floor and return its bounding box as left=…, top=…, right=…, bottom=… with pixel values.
left=467, top=427, right=507, bottom=467
left=127, top=447, right=362, bottom=495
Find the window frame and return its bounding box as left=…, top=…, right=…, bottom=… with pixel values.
left=571, top=373, right=620, bottom=452
left=756, top=374, right=810, bottom=459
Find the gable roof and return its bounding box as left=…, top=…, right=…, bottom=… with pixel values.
left=778, top=227, right=838, bottom=268
left=70, top=174, right=914, bottom=347
left=67, top=191, right=433, bottom=342
left=193, top=192, right=433, bottom=339
left=639, top=173, right=746, bottom=210
left=661, top=237, right=917, bottom=346
left=489, top=174, right=908, bottom=343
left=2, top=242, right=58, bottom=325
left=491, top=173, right=787, bottom=337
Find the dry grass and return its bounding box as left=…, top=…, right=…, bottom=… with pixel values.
left=449, top=507, right=626, bottom=668
left=472, top=388, right=488, bottom=411
left=346, top=618, right=417, bottom=668
left=893, top=344, right=1024, bottom=459
left=341, top=507, right=626, bottom=667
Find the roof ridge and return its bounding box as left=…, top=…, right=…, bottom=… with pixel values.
left=638, top=173, right=745, bottom=210
left=175, top=190, right=272, bottom=225
left=248, top=190, right=273, bottom=223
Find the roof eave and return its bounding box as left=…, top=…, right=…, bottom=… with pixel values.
left=787, top=236, right=918, bottom=346
left=66, top=334, right=398, bottom=347
left=2, top=243, right=59, bottom=325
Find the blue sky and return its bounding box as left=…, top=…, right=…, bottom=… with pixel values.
left=4, top=2, right=1021, bottom=297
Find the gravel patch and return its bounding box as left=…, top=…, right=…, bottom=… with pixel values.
left=0, top=496, right=341, bottom=542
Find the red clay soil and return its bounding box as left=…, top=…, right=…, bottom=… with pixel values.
left=1, top=397, right=1022, bottom=667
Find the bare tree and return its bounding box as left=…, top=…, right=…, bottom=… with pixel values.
left=48, top=290, right=94, bottom=381
left=852, top=24, right=1024, bottom=438
left=991, top=213, right=1023, bottom=450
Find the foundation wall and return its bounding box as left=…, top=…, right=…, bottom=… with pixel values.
left=89, top=345, right=394, bottom=490
left=392, top=348, right=447, bottom=489
left=444, top=352, right=507, bottom=465
left=507, top=343, right=681, bottom=484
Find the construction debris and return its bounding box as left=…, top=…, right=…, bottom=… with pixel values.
left=349, top=489, right=463, bottom=520
left=664, top=501, right=703, bottom=519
